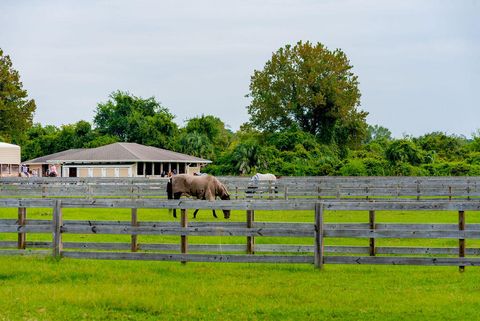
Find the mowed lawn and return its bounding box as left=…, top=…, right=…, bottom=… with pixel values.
left=1, top=257, right=480, bottom=320
left=1, top=207, right=480, bottom=320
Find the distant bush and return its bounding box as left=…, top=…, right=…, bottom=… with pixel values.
left=362, top=158, right=389, bottom=176
left=390, top=162, right=428, bottom=176
left=386, top=140, right=425, bottom=166
left=339, top=159, right=368, bottom=176
left=467, top=152, right=480, bottom=165
left=421, top=161, right=480, bottom=176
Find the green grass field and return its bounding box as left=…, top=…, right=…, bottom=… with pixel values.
left=1, top=207, right=480, bottom=320
left=1, top=257, right=480, bottom=320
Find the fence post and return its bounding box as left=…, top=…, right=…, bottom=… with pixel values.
left=366, top=192, right=375, bottom=256
left=181, top=209, right=188, bottom=264
left=131, top=208, right=138, bottom=252
left=459, top=210, right=465, bottom=272
left=314, top=202, right=324, bottom=269
left=131, top=184, right=139, bottom=252
left=52, top=200, right=63, bottom=259
left=247, top=210, right=255, bottom=254
left=369, top=210, right=376, bottom=256
left=17, top=207, right=26, bottom=249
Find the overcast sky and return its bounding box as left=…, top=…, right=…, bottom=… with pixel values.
left=1, top=0, right=479, bottom=137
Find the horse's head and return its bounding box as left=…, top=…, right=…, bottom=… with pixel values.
left=222, top=204, right=230, bottom=219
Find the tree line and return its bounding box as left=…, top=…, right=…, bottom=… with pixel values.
left=1, top=42, right=479, bottom=176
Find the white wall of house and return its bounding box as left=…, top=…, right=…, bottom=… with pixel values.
left=0, top=143, right=21, bottom=177
left=63, top=164, right=135, bottom=178
left=54, top=162, right=208, bottom=178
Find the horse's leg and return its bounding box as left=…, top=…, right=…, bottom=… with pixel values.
left=173, top=192, right=182, bottom=218
left=193, top=209, right=199, bottom=218
left=203, top=189, right=218, bottom=219
left=167, top=179, right=174, bottom=217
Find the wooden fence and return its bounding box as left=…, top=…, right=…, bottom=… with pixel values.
left=1, top=177, right=480, bottom=270
left=1, top=176, right=480, bottom=199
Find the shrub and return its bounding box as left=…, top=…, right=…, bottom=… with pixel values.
left=390, top=162, right=428, bottom=176
left=467, top=152, right=480, bottom=165
left=339, top=159, right=367, bottom=176
left=386, top=139, right=425, bottom=166
left=362, top=158, right=389, bottom=176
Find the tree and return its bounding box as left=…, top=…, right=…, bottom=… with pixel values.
left=231, top=141, right=268, bottom=175
left=94, top=91, right=178, bottom=149
left=413, top=132, right=467, bottom=160
left=176, top=131, right=214, bottom=160
left=0, top=48, right=36, bottom=143
left=385, top=139, right=425, bottom=166
left=184, top=115, right=231, bottom=144
left=471, top=129, right=480, bottom=152
left=180, top=115, right=232, bottom=160
left=365, top=125, right=392, bottom=143
left=265, top=124, right=318, bottom=152
left=21, top=124, right=59, bottom=161
left=247, top=41, right=367, bottom=147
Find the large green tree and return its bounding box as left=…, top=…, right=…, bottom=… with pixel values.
left=176, top=115, right=232, bottom=160
left=365, top=125, right=393, bottom=143
left=94, top=91, right=178, bottom=148
left=184, top=115, right=231, bottom=147
left=247, top=41, right=367, bottom=147
left=21, top=120, right=107, bottom=161
left=0, top=48, right=36, bottom=143
left=177, top=131, right=214, bottom=160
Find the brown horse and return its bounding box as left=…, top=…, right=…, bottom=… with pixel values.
left=166, top=174, right=231, bottom=219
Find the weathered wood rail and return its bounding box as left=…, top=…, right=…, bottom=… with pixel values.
left=1, top=177, right=480, bottom=269
left=1, top=176, right=480, bottom=199
left=1, top=195, right=480, bottom=269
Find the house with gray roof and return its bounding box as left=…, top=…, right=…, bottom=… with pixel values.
left=24, top=142, right=211, bottom=178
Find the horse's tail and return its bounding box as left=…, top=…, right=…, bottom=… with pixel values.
left=167, top=178, right=173, bottom=215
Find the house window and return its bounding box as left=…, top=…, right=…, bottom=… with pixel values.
left=179, top=163, right=185, bottom=174
left=88, top=168, right=94, bottom=177
left=145, top=162, right=153, bottom=176
left=137, top=162, right=144, bottom=176
left=11, top=165, right=19, bottom=174
left=69, top=167, right=77, bottom=177
left=1, top=164, right=10, bottom=174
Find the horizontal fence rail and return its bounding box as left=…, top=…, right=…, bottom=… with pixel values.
left=1, top=177, right=480, bottom=270
left=1, top=176, right=480, bottom=199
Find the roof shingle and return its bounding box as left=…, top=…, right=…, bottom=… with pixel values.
left=24, top=143, right=211, bottom=164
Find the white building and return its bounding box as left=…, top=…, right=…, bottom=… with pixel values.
left=24, top=142, right=211, bottom=178
left=0, top=142, right=20, bottom=177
